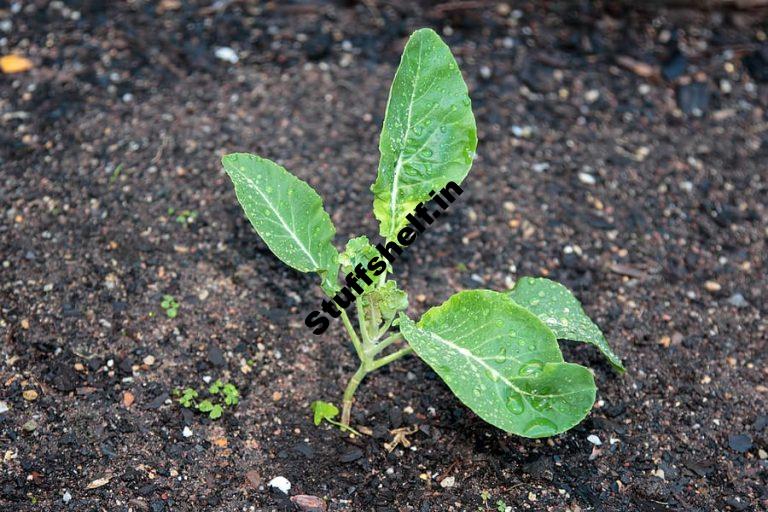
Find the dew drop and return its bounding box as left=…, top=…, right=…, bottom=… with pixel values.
left=505, top=391, right=524, bottom=415
left=421, top=148, right=433, bottom=158
left=519, top=360, right=544, bottom=378
left=523, top=418, right=558, bottom=437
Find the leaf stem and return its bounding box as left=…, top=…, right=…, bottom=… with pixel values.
left=340, top=308, right=365, bottom=361
left=371, top=346, right=414, bottom=370
left=368, top=333, right=403, bottom=357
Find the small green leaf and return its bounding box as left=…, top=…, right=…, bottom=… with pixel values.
left=310, top=400, right=339, bottom=426
left=338, top=236, right=381, bottom=275
left=209, top=379, right=223, bottom=395
left=209, top=404, right=223, bottom=419
left=222, top=153, right=340, bottom=288
left=197, top=399, right=214, bottom=412
left=372, top=28, right=477, bottom=241
left=508, top=277, right=625, bottom=371
left=399, top=290, right=596, bottom=438
left=361, top=280, right=408, bottom=328
left=178, top=388, right=198, bottom=407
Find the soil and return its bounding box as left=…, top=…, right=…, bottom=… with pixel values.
left=1, top=1, right=767, bottom=511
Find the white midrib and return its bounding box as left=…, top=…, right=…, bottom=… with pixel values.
left=239, top=170, right=320, bottom=269
left=421, top=328, right=524, bottom=395
left=388, top=40, right=423, bottom=239
left=419, top=328, right=585, bottom=400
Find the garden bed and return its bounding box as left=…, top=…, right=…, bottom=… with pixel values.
left=1, top=1, right=766, bottom=510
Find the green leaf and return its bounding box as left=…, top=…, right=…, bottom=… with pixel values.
left=197, top=399, right=214, bottom=412
left=399, top=290, right=596, bottom=438
left=372, top=28, right=477, bottom=241
left=310, top=400, right=339, bottom=426
left=209, top=379, right=223, bottom=395
left=222, top=153, right=339, bottom=288
left=209, top=404, right=223, bottom=419
left=508, top=277, right=625, bottom=372
left=361, top=280, right=408, bottom=328
left=338, top=236, right=381, bottom=275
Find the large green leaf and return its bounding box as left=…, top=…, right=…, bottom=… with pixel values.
left=399, top=290, right=596, bottom=438
left=372, top=28, right=477, bottom=241
left=222, top=153, right=339, bottom=288
left=508, top=277, right=625, bottom=372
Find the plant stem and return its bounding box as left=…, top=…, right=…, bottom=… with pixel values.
left=356, top=299, right=371, bottom=347
left=368, top=333, right=402, bottom=357
left=371, top=346, right=413, bottom=370
left=341, top=364, right=367, bottom=426
left=339, top=308, right=364, bottom=360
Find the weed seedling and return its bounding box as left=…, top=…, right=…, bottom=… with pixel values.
left=174, top=379, right=239, bottom=420
left=221, top=29, right=624, bottom=437
left=160, top=294, right=179, bottom=318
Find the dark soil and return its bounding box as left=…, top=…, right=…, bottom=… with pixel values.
left=2, top=1, right=767, bottom=511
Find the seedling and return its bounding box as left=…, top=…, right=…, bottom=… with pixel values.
left=160, top=294, right=179, bottom=318
left=167, top=207, right=198, bottom=225
left=173, top=380, right=239, bottom=419
left=310, top=400, right=361, bottom=436
left=221, top=29, right=624, bottom=437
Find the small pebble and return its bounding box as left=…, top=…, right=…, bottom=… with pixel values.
left=23, top=419, right=37, bottom=432
left=704, top=281, right=721, bottom=293
left=143, top=355, right=156, bottom=366
left=727, top=293, right=748, bottom=308
left=584, top=89, right=600, bottom=103
left=290, top=495, right=327, bottom=512
left=587, top=434, right=602, bottom=446
left=268, top=476, right=291, bottom=494
left=214, top=46, right=239, bottom=64
left=63, top=491, right=72, bottom=503
left=728, top=434, right=752, bottom=453
left=758, top=449, right=767, bottom=460
left=0, top=401, right=9, bottom=414
left=578, top=172, right=596, bottom=185
left=182, top=426, right=193, bottom=438
left=22, top=389, right=38, bottom=401
left=440, top=476, right=455, bottom=488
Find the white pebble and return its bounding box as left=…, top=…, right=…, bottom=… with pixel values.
left=214, top=46, right=239, bottom=64
left=268, top=476, right=291, bottom=494
left=578, top=172, right=596, bottom=185
left=440, top=476, right=455, bottom=488
left=182, top=426, right=193, bottom=438
left=0, top=401, right=8, bottom=414
left=587, top=434, right=602, bottom=446
left=63, top=491, right=72, bottom=503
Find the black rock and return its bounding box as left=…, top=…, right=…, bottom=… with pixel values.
left=662, top=51, right=687, bottom=81
left=46, top=361, right=79, bottom=392
left=339, top=447, right=363, bottom=463
left=207, top=345, right=225, bottom=367
left=728, top=433, right=752, bottom=453
left=146, top=392, right=169, bottom=409
left=742, top=47, right=768, bottom=83
left=304, top=32, right=332, bottom=61
left=520, top=62, right=557, bottom=93
left=676, top=82, right=709, bottom=116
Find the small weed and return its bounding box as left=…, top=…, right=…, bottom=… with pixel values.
left=160, top=295, right=179, bottom=318
left=168, top=207, right=198, bottom=225
left=173, top=379, right=239, bottom=420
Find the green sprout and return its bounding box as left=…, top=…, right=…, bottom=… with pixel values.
left=160, top=294, right=179, bottom=318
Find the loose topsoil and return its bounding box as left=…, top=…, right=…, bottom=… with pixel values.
left=1, top=1, right=767, bottom=511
